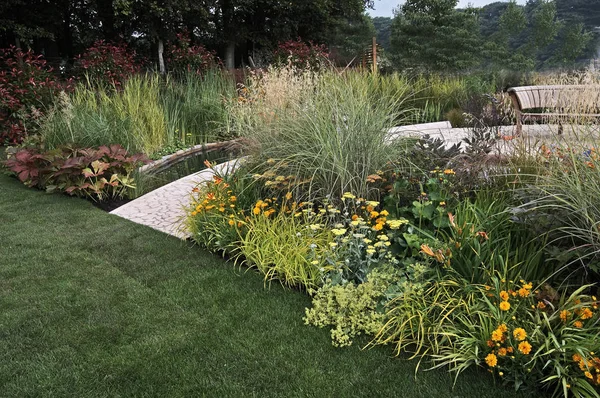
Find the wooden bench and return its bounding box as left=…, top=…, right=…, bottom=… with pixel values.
left=507, top=85, right=600, bottom=135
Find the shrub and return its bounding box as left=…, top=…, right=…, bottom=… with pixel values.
left=166, top=32, right=220, bottom=75
left=304, top=267, right=400, bottom=347
left=0, top=46, right=68, bottom=145
left=74, top=40, right=140, bottom=88
left=272, top=39, right=329, bottom=72
left=4, top=144, right=148, bottom=201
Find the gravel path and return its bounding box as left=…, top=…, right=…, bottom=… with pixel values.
left=110, top=123, right=598, bottom=239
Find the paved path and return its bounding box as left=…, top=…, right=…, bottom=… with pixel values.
left=110, top=123, right=599, bottom=239
left=110, top=159, right=241, bottom=239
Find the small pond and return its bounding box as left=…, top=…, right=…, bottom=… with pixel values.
left=131, top=148, right=232, bottom=198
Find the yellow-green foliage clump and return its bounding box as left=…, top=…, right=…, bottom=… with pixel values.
left=304, top=268, right=399, bottom=347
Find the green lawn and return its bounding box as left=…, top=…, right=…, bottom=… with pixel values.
left=0, top=167, right=532, bottom=397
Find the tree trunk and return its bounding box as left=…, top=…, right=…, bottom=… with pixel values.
left=158, top=39, right=165, bottom=74
left=225, top=42, right=235, bottom=69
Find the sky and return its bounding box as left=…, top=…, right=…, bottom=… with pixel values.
left=368, top=0, right=526, bottom=18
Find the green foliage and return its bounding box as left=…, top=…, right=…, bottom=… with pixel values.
left=238, top=201, right=333, bottom=289
left=304, top=267, right=400, bottom=347
left=439, top=190, right=551, bottom=284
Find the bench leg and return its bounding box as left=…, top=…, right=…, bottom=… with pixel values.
left=515, top=118, right=523, bottom=136
left=558, top=122, right=563, bottom=135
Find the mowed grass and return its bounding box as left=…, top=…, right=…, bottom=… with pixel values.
left=0, top=168, right=532, bottom=397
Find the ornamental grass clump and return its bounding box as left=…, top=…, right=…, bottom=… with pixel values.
left=41, top=75, right=168, bottom=156
left=235, top=67, right=414, bottom=200
left=519, top=141, right=600, bottom=282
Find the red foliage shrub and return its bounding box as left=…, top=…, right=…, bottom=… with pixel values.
left=273, top=39, right=329, bottom=71
left=0, top=46, right=69, bottom=145
left=74, top=40, right=140, bottom=87
left=4, top=144, right=149, bottom=201
left=166, top=32, right=220, bottom=74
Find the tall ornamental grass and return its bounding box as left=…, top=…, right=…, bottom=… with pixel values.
left=41, top=75, right=168, bottom=155
left=161, top=70, right=237, bottom=145
left=40, top=71, right=236, bottom=156
left=235, top=68, right=415, bottom=200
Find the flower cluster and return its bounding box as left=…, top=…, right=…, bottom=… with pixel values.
left=485, top=322, right=532, bottom=371
left=572, top=353, right=600, bottom=386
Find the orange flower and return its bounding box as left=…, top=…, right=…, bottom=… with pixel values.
left=499, top=301, right=511, bottom=311
left=574, top=321, right=583, bottom=328
left=491, top=329, right=504, bottom=342
left=497, top=347, right=507, bottom=357
left=560, top=310, right=571, bottom=322
left=485, top=353, right=498, bottom=367
left=537, top=301, right=547, bottom=309
left=420, top=244, right=435, bottom=257
left=513, top=328, right=527, bottom=341
left=518, top=288, right=530, bottom=297
left=499, top=291, right=510, bottom=301
left=581, top=308, right=593, bottom=320
left=518, top=341, right=532, bottom=355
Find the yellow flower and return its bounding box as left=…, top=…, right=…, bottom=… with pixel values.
left=373, top=223, right=383, bottom=231
left=585, top=371, right=593, bottom=380
left=518, top=287, right=530, bottom=298
left=499, top=301, right=511, bottom=311
left=574, top=321, right=583, bottom=328
left=498, top=348, right=507, bottom=357
left=513, top=328, right=527, bottom=341
left=560, top=310, right=571, bottom=322
left=370, top=211, right=380, bottom=219
left=228, top=219, right=235, bottom=226
left=485, top=353, right=498, bottom=367
left=331, top=228, right=347, bottom=236
left=366, top=249, right=376, bottom=255
left=443, top=169, right=455, bottom=175
left=518, top=341, right=532, bottom=355
left=229, top=196, right=237, bottom=202
left=191, top=211, right=198, bottom=216
left=253, top=207, right=261, bottom=215
left=498, top=324, right=508, bottom=332
left=386, top=219, right=408, bottom=229
left=342, top=192, right=356, bottom=199
left=285, top=192, right=293, bottom=200
left=380, top=210, right=389, bottom=216
left=366, top=201, right=380, bottom=207
left=499, top=291, right=510, bottom=301
left=573, top=353, right=582, bottom=362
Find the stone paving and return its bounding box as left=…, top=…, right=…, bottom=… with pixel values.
left=110, top=123, right=599, bottom=240
left=110, top=159, right=242, bottom=239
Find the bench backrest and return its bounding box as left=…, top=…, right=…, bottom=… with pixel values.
left=508, top=85, right=600, bottom=112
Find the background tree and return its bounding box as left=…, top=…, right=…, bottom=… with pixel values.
left=389, top=0, right=482, bottom=71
